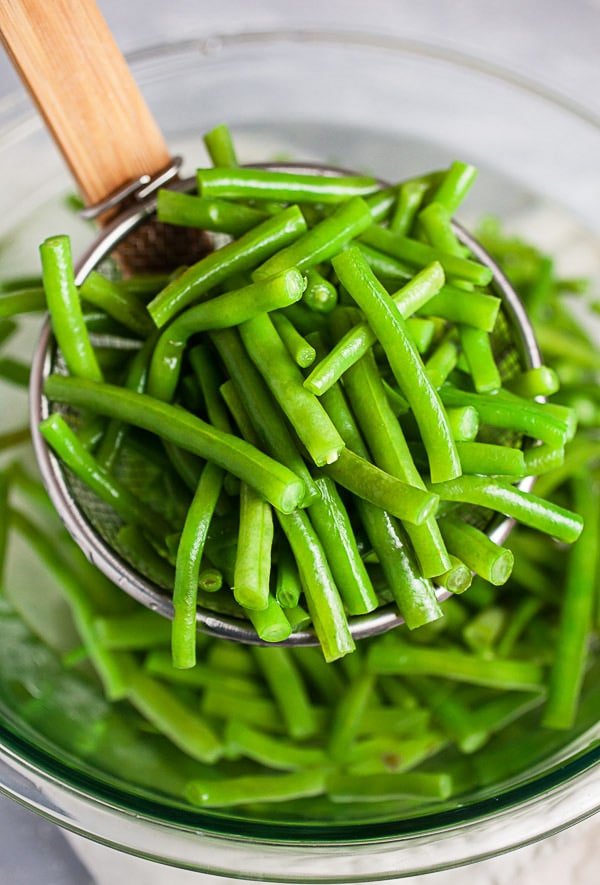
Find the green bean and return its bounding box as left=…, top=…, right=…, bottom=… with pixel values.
left=459, top=326, right=501, bottom=393
left=328, top=673, right=375, bottom=762
left=323, top=449, right=438, bottom=526
left=0, top=287, right=46, bottom=318
left=245, top=594, right=293, bottom=642
left=357, top=242, right=413, bottom=283
left=39, top=413, right=170, bottom=537
left=239, top=312, right=345, bottom=467
left=126, top=669, right=222, bottom=763
left=418, top=286, right=501, bottom=332
left=157, top=189, right=270, bottom=236
left=429, top=160, right=478, bottom=214
left=225, top=720, right=327, bottom=771
left=252, top=645, right=318, bottom=739
left=277, top=509, right=355, bottom=662
left=79, top=271, right=154, bottom=337
left=368, top=635, right=545, bottom=691
left=335, top=326, right=450, bottom=578
left=214, top=331, right=320, bottom=505
left=522, top=443, right=565, bottom=476
left=185, top=768, right=327, bottom=807
left=320, top=375, right=449, bottom=584
left=147, top=206, right=307, bottom=327
left=302, top=269, right=338, bottom=314
left=419, top=201, right=468, bottom=258
left=274, top=541, right=302, bottom=609
left=197, top=167, right=379, bottom=204
left=496, top=597, right=543, bottom=658
left=303, top=261, right=444, bottom=395
left=39, top=236, right=103, bottom=382
left=543, top=472, right=599, bottom=729
left=233, top=483, right=274, bottom=611
left=505, top=366, right=560, bottom=398
left=203, top=123, right=239, bottom=166
left=290, top=646, right=346, bottom=704
left=432, top=475, right=583, bottom=544
left=406, top=317, right=436, bottom=353
left=326, top=771, right=452, bottom=802
left=424, top=332, right=460, bottom=388
left=147, top=268, right=306, bottom=402
left=435, top=556, right=472, bottom=594
left=44, top=375, right=305, bottom=514
left=445, top=407, right=480, bottom=442
left=360, top=225, right=493, bottom=286
left=172, top=461, right=224, bottom=669
left=454, top=441, right=526, bottom=476
left=409, top=678, right=487, bottom=754
left=308, top=477, right=378, bottom=615
left=439, top=386, right=570, bottom=448
left=271, top=311, right=316, bottom=368
left=332, top=247, right=461, bottom=483
left=255, top=196, right=373, bottom=280
left=390, top=179, right=429, bottom=235
left=438, top=515, right=514, bottom=586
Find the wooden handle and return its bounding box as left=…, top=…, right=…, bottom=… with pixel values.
left=0, top=0, right=171, bottom=208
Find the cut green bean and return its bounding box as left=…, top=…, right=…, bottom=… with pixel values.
left=203, top=123, right=239, bottom=167
left=185, top=768, right=327, bottom=807
left=172, top=461, right=224, bottom=669
left=40, top=235, right=103, bottom=382
left=438, top=515, right=514, bottom=586
left=359, top=225, right=492, bottom=286
left=432, top=475, right=583, bottom=544
left=197, top=167, right=379, bottom=204
left=147, top=205, right=307, bottom=327
left=0, top=287, right=47, bottom=318
left=332, top=247, right=461, bottom=482
left=308, top=476, right=378, bottom=615
left=277, top=509, right=355, bottom=662
left=44, top=375, right=305, bottom=514
left=225, top=720, right=327, bottom=770
left=79, top=271, right=154, bottom=337
left=328, top=673, right=375, bottom=762
left=245, top=594, right=293, bottom=643
left=302, top=269, right=338, bottom=313
left=126, top=669, right=222, bottom=763
left=368, top=636, right=544, bottom=691
left=252, top=645, right=318, bottom=739
left=326, top=771, right=452, bottom=802
left=233, top=483, right=274, bottom=611
left=214, top=331, right=320, bottom=506
left=147, top=268, right=306, bottom=402
left=304, top=261, right=444, bottom=395
left=157, top=189, right=269, bottom=236
left=271, top=311, right=316, bottom=368
left=239, top=312, right=345, bottom=466
left=459, top=326, right=501, bottom=393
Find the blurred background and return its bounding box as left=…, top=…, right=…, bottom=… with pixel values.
left=0, top=1, right=599, bottom=882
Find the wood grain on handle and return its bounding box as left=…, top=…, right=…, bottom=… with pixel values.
left=0, top=0, right=171, bottom=208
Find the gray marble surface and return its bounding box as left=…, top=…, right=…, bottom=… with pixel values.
left=0, top=1, right=599, bottom=882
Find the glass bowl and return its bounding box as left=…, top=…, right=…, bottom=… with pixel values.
left=0, top=31, right=599, bottom=881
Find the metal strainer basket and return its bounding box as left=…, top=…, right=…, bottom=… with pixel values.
left=30, top=165, right=541, bottom=646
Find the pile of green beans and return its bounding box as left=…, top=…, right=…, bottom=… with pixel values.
left=34, top=127, right=584, bottom=669
left=0, top=159, right=598, bottom=816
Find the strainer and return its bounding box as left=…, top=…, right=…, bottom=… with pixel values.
left=1, top=0, right=541, bottom=646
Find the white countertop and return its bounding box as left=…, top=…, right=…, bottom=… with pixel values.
left=0, top=1, right=599, bottom=882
